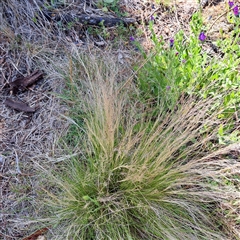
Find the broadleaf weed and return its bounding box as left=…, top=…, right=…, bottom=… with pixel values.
left=137, top=11, right=239, bottom=140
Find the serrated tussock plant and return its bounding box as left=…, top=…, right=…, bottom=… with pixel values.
left=42, top=55, right=239, bottom=240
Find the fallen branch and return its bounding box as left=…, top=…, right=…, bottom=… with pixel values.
left=9, top=70, right=44, bottom=92
left=5, top=98, right=36, bottom=112
left=73, top=14, right=136, bottom=27
left=43, top=10, right=136, bottom=27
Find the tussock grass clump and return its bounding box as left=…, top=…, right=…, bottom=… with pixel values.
left=42, top=55, right=240, bottom=240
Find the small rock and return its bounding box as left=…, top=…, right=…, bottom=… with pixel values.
left=95, top=41, right=105, bottom=47
left=37, top=236, right=47, bottom=240
left=164, top=28, right=169, bottom=35
left=118, top=53, right=124, bottom=64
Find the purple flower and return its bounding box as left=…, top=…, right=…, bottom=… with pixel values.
left=233, top=5, right=239, bottom=16
left=166, top=85, right=171, bottom=90
left=175, top=52, right=179, bottom=56
left=228, top=1, right=234, bottom=8
left=150, top=15, right=155, bottom=21
left=199, top=32, right=206, bottom=41
left=170, top=38, right=174, bottom=48
left=129, top=36, right=135, bottom=41
left=182, top=59, right=186, bottom=63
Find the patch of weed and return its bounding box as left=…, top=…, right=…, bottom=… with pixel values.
left=136, top=11, right=240, bottom=140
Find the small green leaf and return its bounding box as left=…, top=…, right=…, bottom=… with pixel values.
left=82, top=195, right=91, bottom=201
left=104, top=0, right=114, bottom=3
left=32, top=17, right=37, bottom=23
left=102, top=7, right=108, bottom=12
left=218, top=124, right=224, bottom=136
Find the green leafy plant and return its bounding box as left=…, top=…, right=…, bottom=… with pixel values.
left=136, top=11, right=239, bottom=133
left=87, top=21, right=110, bottom=40
left=97, top=0, right=127, bottom=17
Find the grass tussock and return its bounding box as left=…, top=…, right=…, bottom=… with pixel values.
left=41, top=55, right=240, bottom=240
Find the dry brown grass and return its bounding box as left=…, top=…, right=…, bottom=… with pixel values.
left=0, top=0, right=239, bottom=239
left=0, top=1, right=70, bottom=238
left=0, top=0, right=134, bottom=237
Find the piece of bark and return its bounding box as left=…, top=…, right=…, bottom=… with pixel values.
left=22, top=227, right=49, bottom=240
left=74, top=14, right=136, bottom=27
left=0, top=57, right=5, bottom=65
left=5, top=98, right=36, bottom=112
left=9, top=70, right=44, bottom=92
left=48, top=11, right=136, bottom=27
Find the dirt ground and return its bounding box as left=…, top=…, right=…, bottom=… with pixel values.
left=0, top=0, right=239, bottom=239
